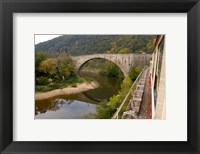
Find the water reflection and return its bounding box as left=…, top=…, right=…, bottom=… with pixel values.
left=35, top=72, right=123, bottom=119
left=35, top=98, right=96, bottom=119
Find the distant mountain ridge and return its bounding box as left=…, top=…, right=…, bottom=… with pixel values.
left=35, top=35, right=156, bottom=55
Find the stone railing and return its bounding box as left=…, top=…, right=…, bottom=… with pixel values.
left=121, top=68, right=148, bottom=119
left=112, top=66, right=148, bottom=119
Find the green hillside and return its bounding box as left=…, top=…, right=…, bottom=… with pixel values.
left=35, top=35, right=156, bottom=55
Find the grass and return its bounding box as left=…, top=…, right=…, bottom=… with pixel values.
left=82, top=113, right=96, bottom=119
left=71, top=83, right=77, bottom=87
left=35, top=83, right=68, bottom=92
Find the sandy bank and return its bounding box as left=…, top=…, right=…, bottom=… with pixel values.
left=35, top=81, right=99, bottom=100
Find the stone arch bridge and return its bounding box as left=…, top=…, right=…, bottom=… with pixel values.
left=71, top=54, right=152, bottom=76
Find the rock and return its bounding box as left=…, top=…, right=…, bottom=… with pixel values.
left=122, top=110, right=138, bottom=119
left=133, top=100, right=141, bottom=107
left=137, top=85, right=144, bottom=91
left=132, top=107, right=140, bottom=113
left=134, top=90, right=143, bottom=98
left=48, top=78, right=53, bottom=82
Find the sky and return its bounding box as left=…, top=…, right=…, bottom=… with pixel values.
left=35, top=35, right=62, bottom=44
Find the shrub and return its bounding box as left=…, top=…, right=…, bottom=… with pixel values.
left=83, top=76, right=93, bottom=82
left=35, top=85, right=45, bottom=92
left=39, top=58, right=57, bottom=75
left=83, top=113, right=96, bottom=119
left=103, top=61, right=121, bottom=77
left=129, top=66, right=142, bottom=81
left=96, top=76, right=133, bottom=119
left=37, top=77, right=49, bottom=85
left=48, top=83, right=61, bottom=89
left=96, top=99, right=115, bottom=119
left=78, top=77, right=85, bottom=83
left=71, top=83, right=77, bottom=87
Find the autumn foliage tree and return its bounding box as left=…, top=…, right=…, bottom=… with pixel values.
left=35, top=51, right=47, bottom=68
left=56, top=53, right=75, bottom=78
left=39, top=58, right=57, bottom=76
left=35, top=51, right=48, bottom=76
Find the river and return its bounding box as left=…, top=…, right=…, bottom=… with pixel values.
left=35, top=72, right=123, bottom=119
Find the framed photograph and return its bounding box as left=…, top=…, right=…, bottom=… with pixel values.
left=0, top=0, right=199, bottom=153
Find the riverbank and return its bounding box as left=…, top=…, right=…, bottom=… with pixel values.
left=35, top=81, right=99, bottom=100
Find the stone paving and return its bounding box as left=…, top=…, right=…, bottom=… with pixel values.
left=137, top=69, right=152, bottom=119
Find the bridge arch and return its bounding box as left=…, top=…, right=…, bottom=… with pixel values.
left=77, top=57, right=127, bottom=77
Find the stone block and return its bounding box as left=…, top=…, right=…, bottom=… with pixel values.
left=127, top=102, right=132, bottom=110
left=133, top=100, right=141, bottom=107
left=130, top=99, right=134, bottom=109
left=131, top=113, right=138, bottom=119
left=134, top=90, right=143, bottom=98
left=138, top=80, right=145, bottom=85
left=137, top=85, right=144, bottom=91
left=132, top=107, right=140, bottom=113
left=133, top=97, right=142, bottom=102
left=122, top=110, right=137, bottom=119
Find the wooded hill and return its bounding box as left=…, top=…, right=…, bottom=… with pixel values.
left=35, top=35, right=156, bottom=55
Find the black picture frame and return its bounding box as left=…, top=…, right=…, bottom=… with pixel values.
left=0, top=0, right=200, bottom=153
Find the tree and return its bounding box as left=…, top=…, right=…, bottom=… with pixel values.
left=129, top=66, right=141, bottom=81
left=36, top=76, right=49, bottom=85
left=118, top=48, right=131, bottom=54
left=39, top=58, right=57, bottom=75
left=108, top=95, right=121, bottom=110
left=56, top=53, right=75, bottom=78
left=36, top=35, right=157, bottom=55
left=106, top=50, right=112, bottom=54
left=96, top=99, right=114, bottom=119
left=96, top=76, right=133, bottom=119
left=103, top=61, right=121, bottom=77
left=121, top=76, right=132, bottom=90
left=147, top=38, right=156, bottom=53
left=35, top=51, right=47, bottom=69
left=110, top=42, right=117, bottom=53
left=35, top=51, right=48, bottom=77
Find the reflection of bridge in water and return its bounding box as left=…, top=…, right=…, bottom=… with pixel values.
left=82, top=92, right=101, bottom=103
